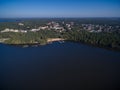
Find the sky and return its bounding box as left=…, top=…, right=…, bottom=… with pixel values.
left=0, top=0, right=120, bottom=18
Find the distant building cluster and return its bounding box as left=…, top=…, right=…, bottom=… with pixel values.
left=29, top=22, right=65, bottom=32
left=80, top=24, right=120, bottom=33
left=1, top=28, right=27, bottom=33
left=0, top=22, right=120, bottom=33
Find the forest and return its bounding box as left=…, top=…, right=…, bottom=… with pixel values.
left=0, top=18, right=120, bottom=50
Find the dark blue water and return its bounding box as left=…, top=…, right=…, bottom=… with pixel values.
left=0, top=42, right=120, bottom=89
left=0, top=19, right=22, bottom=22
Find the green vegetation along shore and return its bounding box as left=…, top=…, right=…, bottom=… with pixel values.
left=0, top=18, right=120, bottom=51
left=0, top=30, right=120, bottom=51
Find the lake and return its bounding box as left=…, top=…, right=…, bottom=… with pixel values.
left=0, top=19, right=21, bottom=23
left=0, top=41, right=120, bottom=89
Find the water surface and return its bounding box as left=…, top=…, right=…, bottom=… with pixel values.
left=0, top=42, right=120, bottom=89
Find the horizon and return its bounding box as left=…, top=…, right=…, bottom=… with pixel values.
left=0, top=0, right=120, bottom=18
left=0, top=17, right=120, bottom=19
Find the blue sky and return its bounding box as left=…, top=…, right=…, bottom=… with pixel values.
left=0, top=0, right=120, bottom=18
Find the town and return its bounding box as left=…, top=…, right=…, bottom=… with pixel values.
left=1, top=21, right=120, bottom=33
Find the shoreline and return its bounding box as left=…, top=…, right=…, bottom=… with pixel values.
left=47, top=38, right=65, bottom=43
left=0, top=38, right=65, bottom=46
left=0, top=38, right=120, bottom=52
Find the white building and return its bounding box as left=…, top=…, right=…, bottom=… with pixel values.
left=18, top=23, right=24, bottom=26
left=30, top=29, right=40, bottom=32
left=1, top=28, right=27, bottom=33
left=39, top=26, right=48, bottom=30
left=20, top=30, right=27, bottom=33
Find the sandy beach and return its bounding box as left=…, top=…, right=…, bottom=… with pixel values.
left=47, top=38, right=65, bottom=43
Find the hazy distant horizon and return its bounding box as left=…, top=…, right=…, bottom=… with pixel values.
left=0, top=17, right=120, bottom=19
left=0, top=0, right=120, bottom=18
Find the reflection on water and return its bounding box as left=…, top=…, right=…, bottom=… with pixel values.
left=0, top=42, right=120, bottom=89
